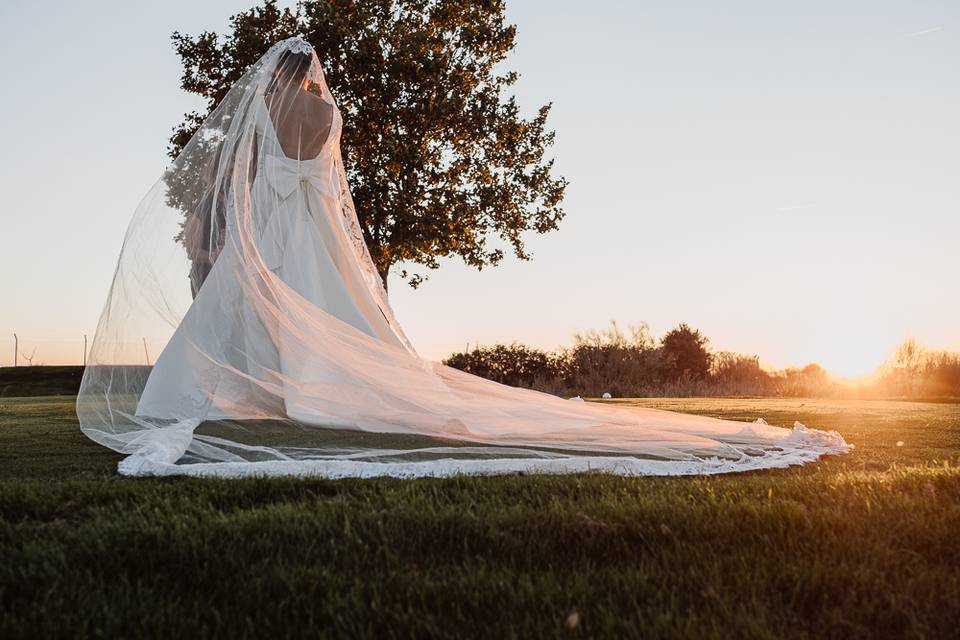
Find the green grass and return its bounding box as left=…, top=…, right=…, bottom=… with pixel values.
left=1, top=396, right=958, bottom=638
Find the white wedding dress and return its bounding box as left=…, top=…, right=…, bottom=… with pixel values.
left=136, top=98, right=404, bottom=421
left=77, top=37, right=849, bottom=478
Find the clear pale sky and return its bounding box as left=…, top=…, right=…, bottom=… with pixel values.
left=0, top=1, right=956, bottom=377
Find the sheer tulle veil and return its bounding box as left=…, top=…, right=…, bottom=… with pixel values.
left=77, top=37, right=849, bottom=478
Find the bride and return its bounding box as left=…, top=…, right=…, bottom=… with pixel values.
left=77, top=37, right=848, bottom=477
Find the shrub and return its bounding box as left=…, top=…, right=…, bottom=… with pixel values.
left=563, top=322, right=663, bottom=397
left=711, top=352, right=775, bottom=395
left=442, top=343, right=565, bottom=390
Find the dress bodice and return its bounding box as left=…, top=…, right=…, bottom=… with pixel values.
left=254, top=96, right=342, bottom=200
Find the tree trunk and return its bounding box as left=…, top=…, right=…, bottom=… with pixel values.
left=378, top=264, right=390, bottom=294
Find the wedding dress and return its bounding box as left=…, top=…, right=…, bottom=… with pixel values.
left=77, top=37, right=849, bottom=478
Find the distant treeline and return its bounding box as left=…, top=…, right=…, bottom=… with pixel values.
left=3, top=328, right=956, bottom=400
left=443, top=324, right=960, bottom=399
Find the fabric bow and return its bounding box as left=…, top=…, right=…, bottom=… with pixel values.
left=262, top=155, right=334, bottom=201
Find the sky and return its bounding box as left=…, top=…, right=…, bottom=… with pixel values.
left=0, top=0, right=957, bottom=377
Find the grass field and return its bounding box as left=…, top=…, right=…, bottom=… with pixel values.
left=1, top=396, right=958, bottom=638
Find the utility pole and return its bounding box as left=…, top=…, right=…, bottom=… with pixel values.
left=83, top=334, right=88, bottom=367
left=13, top=333, right=17, bottom=367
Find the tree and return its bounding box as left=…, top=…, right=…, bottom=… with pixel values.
left=660, top=323, right=712, bottom=381
left=170, top=0, right=567, bottom=290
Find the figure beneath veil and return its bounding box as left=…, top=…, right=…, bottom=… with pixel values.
left=136, top=45, right=412, bottom=427
left=177, top=47, right=403, bottom=343
left=77, top=37, right=848, bottom=477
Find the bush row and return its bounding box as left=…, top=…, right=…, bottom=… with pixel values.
left=443, top=323, right=960, bottom=398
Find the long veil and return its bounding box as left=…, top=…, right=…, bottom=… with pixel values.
left=77, top=37, right=849, bottom=478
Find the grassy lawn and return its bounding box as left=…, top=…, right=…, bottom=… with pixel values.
left=1, top=396, right=958, bottom=638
